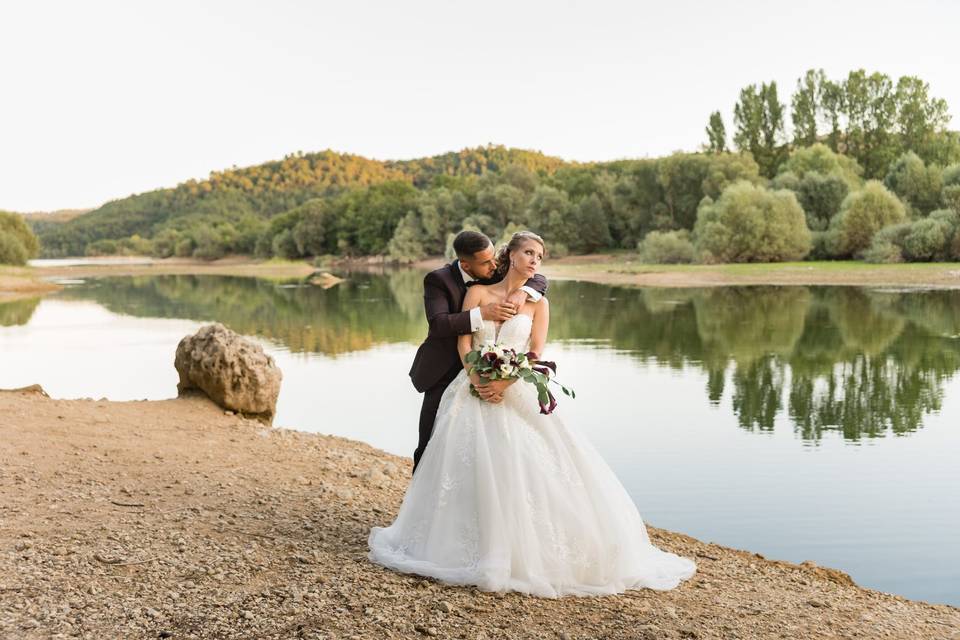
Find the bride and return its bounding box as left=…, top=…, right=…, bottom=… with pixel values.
left=368, top=231, right=696, bottom=597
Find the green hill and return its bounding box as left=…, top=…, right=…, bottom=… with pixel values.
left=37, top=145, right=570, bottom=258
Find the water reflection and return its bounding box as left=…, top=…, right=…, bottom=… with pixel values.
left=5, top=273, right=960, bottom=442
left=0, top=297, right=41, bottom=327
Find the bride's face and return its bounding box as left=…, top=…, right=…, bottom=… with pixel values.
left=510, top=240, right=544, bottom=278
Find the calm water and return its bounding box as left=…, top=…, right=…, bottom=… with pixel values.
left=2, top=272, right=959, bottom=606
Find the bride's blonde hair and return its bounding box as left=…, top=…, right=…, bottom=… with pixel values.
left=494, top=231, right=546, bottom=279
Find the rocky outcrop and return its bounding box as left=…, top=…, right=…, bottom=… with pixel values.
left=174, top=323, right=281, bottom=424
left=0, top=383, right=50, bottom=396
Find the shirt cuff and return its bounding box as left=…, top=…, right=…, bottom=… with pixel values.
left=469, top=306, right=484, bottom=332
left=520, top=285, right=542, bottom=302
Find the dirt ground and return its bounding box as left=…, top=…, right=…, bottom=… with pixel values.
left=2, top=386, right=958, bottom=640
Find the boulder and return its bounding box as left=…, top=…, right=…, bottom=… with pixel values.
left=174, top=323, right=281, bottom=424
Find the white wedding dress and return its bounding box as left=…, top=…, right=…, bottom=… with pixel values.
left=368, top=312, right=696, bottom=597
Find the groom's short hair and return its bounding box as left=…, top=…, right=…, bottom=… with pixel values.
left=453, top=231, right=492, bottom=259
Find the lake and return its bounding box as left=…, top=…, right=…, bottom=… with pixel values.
left=2, top=270, right=958, bottom=607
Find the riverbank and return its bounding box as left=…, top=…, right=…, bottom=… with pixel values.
left=12, top=254, right=960, bottom=294
left=537, top=254, right=960, bottom=289
left=0, top=265, right=62, bottom=303
left=2, top=387, right=957, bottom=639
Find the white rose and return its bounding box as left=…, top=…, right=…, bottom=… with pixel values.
left=499, top=363, right=513, bottom=376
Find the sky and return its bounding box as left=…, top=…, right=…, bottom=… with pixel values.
left=2, top=0, right=958, bottom=212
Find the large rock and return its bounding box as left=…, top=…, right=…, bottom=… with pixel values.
left=174, top=323, right=281, bottom=424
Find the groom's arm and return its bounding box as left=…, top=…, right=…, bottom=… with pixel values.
left=424, top=272, right=473, bottom=339
left=521, top=274, right=548, bottom=301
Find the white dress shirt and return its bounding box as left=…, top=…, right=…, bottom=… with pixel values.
left=458, top=263, right=543, bottom=333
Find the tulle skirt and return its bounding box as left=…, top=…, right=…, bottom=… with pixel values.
left=368, top=370, right=696, bottom=598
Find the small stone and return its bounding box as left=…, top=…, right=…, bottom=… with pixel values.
left=242, top=610, right=254, bottom=620
left=437, top=600, right=453, bottom=613
left=415, top=625, right=438, bottom=637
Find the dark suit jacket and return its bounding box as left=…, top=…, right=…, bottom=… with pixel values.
left=408, top=260, right=548, bottom=393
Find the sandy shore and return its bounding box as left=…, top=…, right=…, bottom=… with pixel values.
left=2, top=386, right=957, bottom=639
left=24, top=256, right=317, bottom=280
left=0, top=266, right=62, bottom=303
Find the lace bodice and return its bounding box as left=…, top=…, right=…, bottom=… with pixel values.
left=473, top=313, right=533, bottom=353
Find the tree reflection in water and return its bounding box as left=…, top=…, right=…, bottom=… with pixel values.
left=8, top=271, right=958, bottom=443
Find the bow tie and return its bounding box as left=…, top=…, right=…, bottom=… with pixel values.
left=465, top=280, right=479, bottom=287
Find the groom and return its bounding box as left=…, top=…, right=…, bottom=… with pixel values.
left=409, top=230, right=548, bottom=475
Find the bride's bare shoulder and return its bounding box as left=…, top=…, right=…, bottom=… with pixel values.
left=463, top=284, right=490, bottom=306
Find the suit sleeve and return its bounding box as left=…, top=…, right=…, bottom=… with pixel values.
left=424, top=272, right=474, bottom=338
left=523, top=273, right=548, bottom=297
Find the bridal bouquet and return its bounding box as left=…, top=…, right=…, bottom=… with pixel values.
left=465, top=342, right=575, bottom=415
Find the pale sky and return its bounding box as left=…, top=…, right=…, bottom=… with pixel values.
left=2, top=0, right=958, bottom=212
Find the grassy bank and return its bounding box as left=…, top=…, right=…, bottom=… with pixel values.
left=539, top=254, right=960, bottom=288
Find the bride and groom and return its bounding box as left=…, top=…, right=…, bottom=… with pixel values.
left=368, top=230, right=696, bottom=598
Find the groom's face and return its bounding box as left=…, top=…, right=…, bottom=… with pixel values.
left=460, top=243, right=497, bottom=280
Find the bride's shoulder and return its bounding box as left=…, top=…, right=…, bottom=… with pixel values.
left=464, top=283, right=489, bottom=303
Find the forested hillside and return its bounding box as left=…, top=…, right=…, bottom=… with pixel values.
left=31, top=69, right=960, bottom=266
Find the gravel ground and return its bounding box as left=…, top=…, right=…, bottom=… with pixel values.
left=2, top=387, right=958, bottom=640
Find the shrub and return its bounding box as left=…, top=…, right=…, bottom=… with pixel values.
left=943, top=185, right=960, bottom=213
left=774, top=170, right=849, bottom=232
left=638, top=230, right=695, bottom=264
left=693, top=181, right=811, bottom=262
left=832, top=181, right=907, bottom=257
left=943, top=163, right=960, bottom=188
left=546, top=242, right=569, bottom=259
left=862, top=239, right=904, bottom=263
left=85, top=239, right=118, bottom=256
left=901, top=218, right=952, bottom=261
left=884, top=151, right=943, bottom=215
left=808, top=229, right=844, bottom=260
left=0, top=232, right=29, bottom=265
left=270, top=229, right=299, bottom=260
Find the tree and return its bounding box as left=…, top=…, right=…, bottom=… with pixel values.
left=705, top=111, right=727, bottom=153
left=841, top=70, right=900, bottom=179
left=895, top=76, right=952, bottom=165
left=694, top=181, right=811, bottom=262
left=387, top=211, right=427, bottom=263
left=733, top=81, right=788, bottom=178
left=832, top=181, right=907, bottom=256
left=0, top=232, right=29, bottom=265
left=290, top=199, right=336, bottom=257
left=791, top=69, right=829, bottom=147
left=0, top=211, right=41, bottom=260
left=570, top=194, right=612, bottom=253
left=525, top=185, right=573, bottom=246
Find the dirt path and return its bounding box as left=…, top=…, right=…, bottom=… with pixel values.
left=2, top=387, right=957, bottom=639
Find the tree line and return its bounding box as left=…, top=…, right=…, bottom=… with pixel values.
left=14, top=68, right=960, bottom=267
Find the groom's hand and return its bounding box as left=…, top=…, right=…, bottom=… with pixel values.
left=481, top=301, right=518, bottom=322
left=505, top=289, right=529, bottom=312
